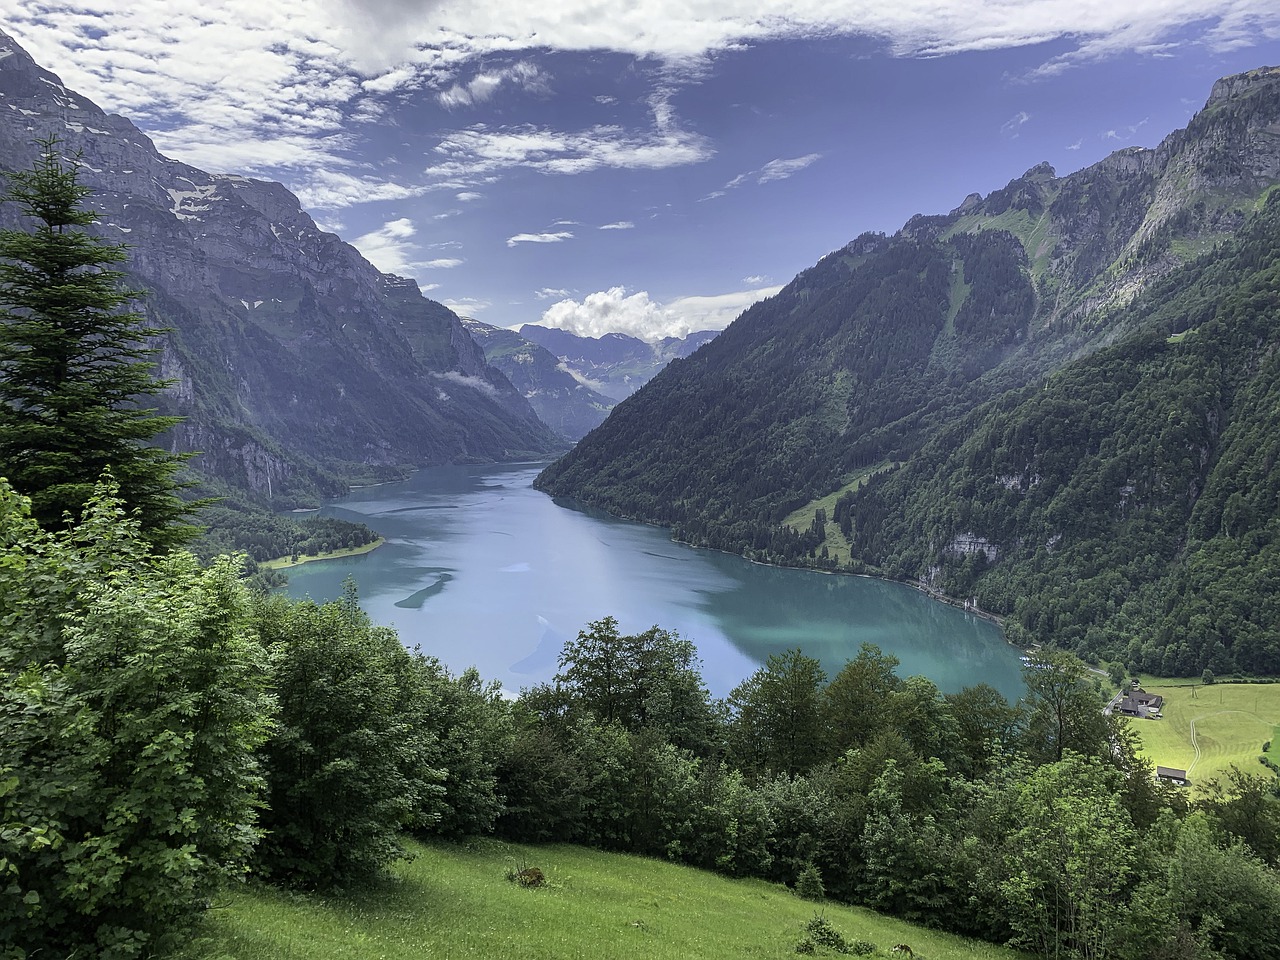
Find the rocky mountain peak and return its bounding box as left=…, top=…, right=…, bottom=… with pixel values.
left=1207, top=64, right=1280, bottom=107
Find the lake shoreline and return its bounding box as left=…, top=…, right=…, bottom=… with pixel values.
left=286, top=463, right=1027, bottom=702
left=259, top=537, right=386, bottom=571
left=556, top=491, right=1017, bottom=644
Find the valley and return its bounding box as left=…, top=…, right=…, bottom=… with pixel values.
left=3, top=17, right=1280, bottom=960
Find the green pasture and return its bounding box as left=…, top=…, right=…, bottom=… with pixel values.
left=173, top=839, right=1025, bottom=960
left=783, top=464, right=896, bottom=565
left=1124, top=680, right=1280, bottom=789
left=259, top=537, right=385, bottom=571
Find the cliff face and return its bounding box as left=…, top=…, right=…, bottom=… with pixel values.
left=0, top=31, right=562, bottom=502
left=940, top=65, right=1280, bottom=340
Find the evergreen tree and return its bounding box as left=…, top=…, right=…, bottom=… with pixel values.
left=0, top=137, right=194, bottom=547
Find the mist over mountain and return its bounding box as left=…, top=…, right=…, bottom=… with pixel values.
left=0, top=30, right=562, bottom=506
left=461, top=319, right=614, bottom=441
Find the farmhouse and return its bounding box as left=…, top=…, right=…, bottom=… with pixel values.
left=1156, top=766, right=1190, bottom=787
left=1117, top=688, right=1164, bottom=719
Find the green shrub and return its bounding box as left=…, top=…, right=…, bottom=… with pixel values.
left=0, top=481, right=271, bottom=958
left=796, top=862, right=826, bottom=901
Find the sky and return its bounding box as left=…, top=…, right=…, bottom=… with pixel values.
left=7, top=2, right=1280, bottom=341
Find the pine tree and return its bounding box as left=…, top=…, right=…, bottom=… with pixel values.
left=0, top=137, right=195, bottom=547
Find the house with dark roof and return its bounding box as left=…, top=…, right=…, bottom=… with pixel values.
left=1117, top=689, right=1164, bottom=719
left=1156, top=766, right=1190, bottom=787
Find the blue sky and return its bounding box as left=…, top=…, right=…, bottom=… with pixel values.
left=8, top=2, right=1280, bottom=339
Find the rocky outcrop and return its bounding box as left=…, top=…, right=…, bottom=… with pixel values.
left=948, top=65, right=1280, bottom=337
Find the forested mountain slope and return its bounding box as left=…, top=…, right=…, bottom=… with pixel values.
left=0, top=31, right=561, bottom=506
left=839, top=191, right=1280, bottom=676
left=537, top=68, right=1280, bottom=674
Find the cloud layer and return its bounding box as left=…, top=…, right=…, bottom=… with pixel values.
left=535, top=284, right=782, bottom=341
left=9, top=0, right=1277, bottom=191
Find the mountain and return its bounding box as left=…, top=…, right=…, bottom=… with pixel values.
left=537, top=66, right=1280, bottom=675
left=0, top=31, right=562, bottom=506
left=834, top=194, right=1280, bottom=676
left=519, top=325, right=719, bottom=401
left=461, top=318, right=613, bottom=440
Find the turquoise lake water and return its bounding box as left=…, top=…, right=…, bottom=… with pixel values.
left=284, top=462, right=1025, bottom=701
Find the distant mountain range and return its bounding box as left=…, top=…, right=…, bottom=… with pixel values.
left=538, top=65, right=1280, bottom=676
left=462, top=321, right=719, bottom=440
left=517, top=326, right=720, bottom=402
left=0, top=30, right=563, bottom=506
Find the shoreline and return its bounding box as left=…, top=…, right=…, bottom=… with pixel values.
left=548, top=489, right=1018, bottom=644
left=259, top=537, right=386, bottom=571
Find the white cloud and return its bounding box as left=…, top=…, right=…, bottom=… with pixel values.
left=456, top=191, right=484, bottom=201
left=348, top=217, right=464, bottom=277
left=704, top=153, right=822, bottom=199
left=349, top=217, right=426, bottom=275
left=757, top=153, right=822, bottom=183
left=428, top=119, right=713, bottom=181
left=665, top=286, right=784, bottom=335
left=1066, top=138, right=1083, bottom=150
left=599, top=221, right=635, bottom=230
left=536, top=287, right=574, bottom=299
left=507, top=231, right=574, bottom=247
left=362, top=64, right=419, bottom=94
left=7, top=0, right=1279, bottom=234
left=1001, top=110, right=1031, bottom=137
left=534, top=283, right=781, bottom=341
left=442, top=296, right=492, bottom=315
left=294, top=168, right=430, bottom=210
left=438, top=61, right=549, bottom=109
left=743, top=274, right=770, bottom=284
left=433, top=371, right=499, bottom=397
left=1104, top=117, right=1151, bottom=140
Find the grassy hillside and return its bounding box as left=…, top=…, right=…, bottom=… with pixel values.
left=1125, top=680, right=1280, bottom=788
left=174, top=840, right=1026, bottom=960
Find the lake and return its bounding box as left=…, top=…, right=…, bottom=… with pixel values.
left=284, top=462, right=1025, bottom=702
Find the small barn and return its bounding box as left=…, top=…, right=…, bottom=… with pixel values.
left=1156, top=766, right=1190, bottom=787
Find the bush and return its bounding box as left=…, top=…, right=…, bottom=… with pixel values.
left=0, top=481, right=271, bottom=958
left=801, top=914, right=850, bottom=954
left=506, top=864, right=547, bottom=888
left=250, top=584, right=441, bottom=887
left=796, top=862, right=826, bottom=901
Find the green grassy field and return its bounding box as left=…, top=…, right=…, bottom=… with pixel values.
left=1124, top=680, right=1280, bottom=789
left=172, top=840, right=1025, bottom=960
left=783, top=465, right=896, bottom=565
left=259, top=537, right=385, bottom=571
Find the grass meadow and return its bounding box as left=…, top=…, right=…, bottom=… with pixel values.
left=258, top=537, right=385, bottom=571
left=173, top=839, right=1026, bottom=960
left=1124, top=679, right=1280, bottom=789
